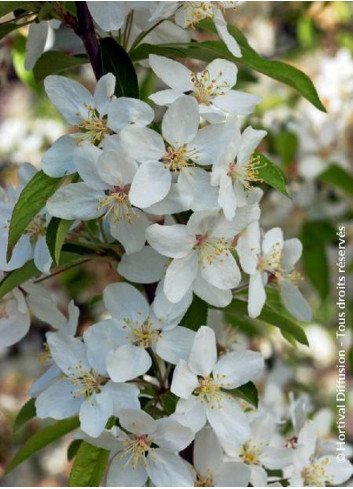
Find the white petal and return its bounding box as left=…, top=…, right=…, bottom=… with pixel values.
left=192, top=123, right=234, bottom=166
left=213, top=91, right=262, bottom=115
left=94, top=73, right=115, bottom=115
left=189, top=326, right=217, bottom=377
left=110, top=209, right=149, bottom=255
left=117, top=408, right=155, bottom=435
left=201, top=251, right=241, bottom=290
left=152, top=281, right=192, bottom=325
left=171, top=360, right=199, bottom=399
left=193, top=275, right=233, bottom=307
left=236, top=221, right=260, bottom=274
left=33, top=235, right=52, bottom=274
left=207, top=396, right=250, bottom=448
left=108, top=97, right=154, bottom=132
left=149, top=54, right=193, bottom=92
left=107, top=344, right=152, bottom=382
left=47, top=183, right=104, bottom=220
left=178, top=167, right=219, bottom=212
left=281, top=238, right=303, bottom=269
left=261, top=446, right=293, bottom=470
left=47, top=332, right=89, bottom=375
left=107, top=453, right=148, bottom=487
left=146, top=223, right=194, bottom=259
left=44, top=75, right=94, bottom=125
left=248, top=272, right=267, bottom=318
left=206, top=58, right=238, bottom=91
left=172, top=396, right=207, bottom=432
left=103, top=282, right=149, bottom=323
left=74, top=143, right=106, bottom=190
left=162, top=95, right=199, bottom=146
left=250, top=464, right=268, bottom=487
left=119, top=127, right=165, bottom=162
left=280, top=281, right=312, bottom=322
left=36, top=378, right=82, bottom=419
left=218, top=173, right=237, bottom=220
left=118, top=246, right=168, bottom=284
left=79, top=391, right=113, bottom=438
left=97, top=149, right=138, bottom=186
left=103, top=382, right=140, bottom=414
left=157, top=327, right=195, bottom=364
left=145, top=182, right=191, bottom=215
left=146, top=449, right=194, bottom=487
left=237, top=126, right=267, bottom=166
left=154, top=418, right=194, bottom=451
left=25, top=21, right=49, bottom=70
left=164, top=253, right=198, bottom=303
left=215, top=462, right=251, bottom=487
left=87, top=1, right=127, bottom=31
left=213, top=350, right=264, bottom=389
left=214, top=9, right=242, bottom=58
left=263, top=227, right=283, bottom=256
left=29, top=364, right=61, bottom=397
left=41, top=134, right=77, bottom=177
left=0, top=291, right=30, bottom=348
left=149, top=89, right=181, bottom=106
left=324, top=455, right=353, bottom=485
left=129, top=161, right=171, bottom=208
left=194, top=426, right=223, bottom=475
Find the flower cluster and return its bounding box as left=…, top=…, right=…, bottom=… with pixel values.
left=1, top=2, right=352, bottom=487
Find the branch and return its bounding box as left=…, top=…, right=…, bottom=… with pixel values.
left=74, top=1, right=102, bottom=80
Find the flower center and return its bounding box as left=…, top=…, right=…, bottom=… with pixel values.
left=195, top=375, right=227, bottom=408
left=120, top=434, right=153, bottom=470
left=98, top=186, right=136, bottom=224
left=194, top=234, right=231, bottom=265
left=76, top=105, right=111, bottom=145
left=181, top=2, right=215, bottom=28
left=66, top=362, right=103, bottom=398
left=25, top=214, right=46, bottom=242
left=195, top=472, right=214, bottom=487
left=39, top=341, right=52, bottom=364
left=257, top=242, right=302, bottom=285
left=240, top=443, right=263, bottom=465
left=190, top=68, right=230, bottom=105
left=162, top=144, right=197, bottom=172
left=128, top=316, right=161, bottom=349
left=301, top=458, right=333, bottom=486
left=227, top=154, right=263, bottom=189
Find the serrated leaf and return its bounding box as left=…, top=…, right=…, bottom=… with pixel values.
left=180, top=295, right=208, bottom=331
left=69, top=441, right=109, bottom=487
left=0, top=260, right=40, bottom=300
left=13, top=398, right=36, bottom=432
left=7, top=171, right=63, bottom=261
left=100, top=38, right=139, bottom=98
left=6, top=417, right=80, bottom=474
left=225, top=299, right=308, bottom=346
left=131, top=31, right=326, bottom=112
left=46, top=218, right=74, bottom=265
left=232, top=381, right=258, bottom=408
left=255, top=152, right=289, bottom=197
left=319, top=164, right=353, bottom=197
left=33, top=51, right=88, bottom=83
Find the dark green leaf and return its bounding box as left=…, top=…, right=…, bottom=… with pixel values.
left=69, top=441, right=109, bottom=487
left=6, top=417, right=80, bottom=474
left=100, top=38, right=139, bottom=98
left=7, top=171, right=63, bottom=261
left=225, top=299, right=308, bottom=346
left=0, top=21, right=19, bottom=40
left=274, top=130, right=298, bottom=168
left=180, top=295, right=208, bottom=331
left=256, top=152, right=289, bottom=197
left=13, top=399, right=36, bottom=432
left=319, top=164, right=353, bottom=197
left=46, top=218, right=74, bottom=265
left=67, top=440, right=83, bottom=462
left=0, top=2, right=36, bottom=17
left=0, top=260, right=40, bottom=300
left=232, top=381, right=258, bottom=408
left=131, top=32, right=326, bottom=112
left=160, top=392, right=178, bottom=415
left=33, top=51, right=88, bottom=83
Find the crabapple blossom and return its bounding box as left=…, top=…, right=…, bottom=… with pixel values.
left=237, top=222, right=312, bottom=321
left=42, top=75, right=153, bottom=177
left=146, top=205, right=260, bottom=304
left=171, top=326, right=264, bottom=449
left=149, top=55, right=261, bottom=121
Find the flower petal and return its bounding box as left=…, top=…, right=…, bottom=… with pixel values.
left=162, top=95, right=199, bottom=146
left=118, top=246, right=169, bottom=284
left=108, top=97, right=154, bottom=132
left=188, top=326, right=217, bottom=377
left=146, top=449, right=194, bottom=487
left=149, top=54, right=193, bottom=92
left=103, top=282, right=149, bottom=324
left=171, top=360, right=199, bottom=399
left=107, top=344, right=152, bottom=382
left=157, top=327, right=195, bottom=364
left=129, top=161, right=171, bottom=208
left=146, top=223, right=194, bottom=259
left=164, top=253, right=198, bottom=303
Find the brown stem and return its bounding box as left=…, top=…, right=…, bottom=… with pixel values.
left=74, top=1, right=102, bottom=80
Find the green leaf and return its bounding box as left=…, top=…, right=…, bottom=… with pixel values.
left=0, top=21, right=19, bottom=40
left=0, top=2, right=35, bottom=17
left=160, top=392, right=178, bottom=415
left=319, top=164, right=353, bottom=197
left=6, top=417, right=80, bottom=474
left=13, top=399, right=36, bottom=432
left=0, top=260, right=40, bottom=300
left=7, top=170, right=63, bottom=261
left=12, top=34, right=37, bottom=89
left=69, top=441, right=109, bottom=487
left=33, top=51, right=88, bottom=83
left=274, top=130, right=298, bottom=168
left=255, top=152, right=289, bottom=197
left=225, top=299, right=308, bottom=346
left=100, top=38, right=139, bottom=98
left=46, top=218, right=74, bottom=265
left=67, top=440, right=83, bottom=462
left=300, top=220, right=336, bottom=300
left=180, top=295, right=208, bottom=331
left=232, top=381, right=258, bottom=408
left=131, top=32, right=326, bottom=112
